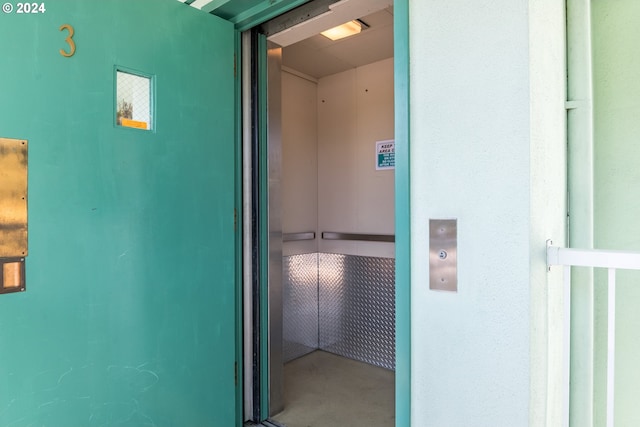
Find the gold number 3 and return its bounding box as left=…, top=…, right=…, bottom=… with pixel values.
left=59, top=24, right=76, bottom=57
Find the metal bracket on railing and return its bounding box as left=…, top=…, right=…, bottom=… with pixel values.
left=546, top=239, right=557, bottom=271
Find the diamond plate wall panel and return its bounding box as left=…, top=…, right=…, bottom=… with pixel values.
left=319, top=254, right=396, bottom=370
left=283, top=253, right=319, bottom=362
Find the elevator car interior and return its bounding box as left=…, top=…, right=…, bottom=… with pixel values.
left=259, top=2, right=396, bottom=426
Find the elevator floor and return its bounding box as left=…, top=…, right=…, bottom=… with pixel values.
left=272, top=350, right=394, bottom=427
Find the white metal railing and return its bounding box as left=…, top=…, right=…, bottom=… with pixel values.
left=547, top=244, right=640, bottom=427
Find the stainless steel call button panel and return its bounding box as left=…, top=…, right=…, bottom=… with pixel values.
left=429, top=219, right=457, bottom=292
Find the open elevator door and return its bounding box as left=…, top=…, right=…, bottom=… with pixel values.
left=243, top=0, right=396, bottom=424
left=242, top=25, right=287, bottom=422
left=241, top=28, right=284, bottom=423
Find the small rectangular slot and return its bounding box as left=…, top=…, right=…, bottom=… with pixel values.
left=1, top=259, right=25, bottom=293
left=3, top=262, right=21, bottom=288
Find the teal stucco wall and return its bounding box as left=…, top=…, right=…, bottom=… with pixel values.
left=0, top=1, right=238, bottom=426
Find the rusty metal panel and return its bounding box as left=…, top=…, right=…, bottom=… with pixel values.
left=0, top=138, right=28, bottom=258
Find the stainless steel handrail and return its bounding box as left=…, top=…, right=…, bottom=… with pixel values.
left=282, top=232, right=316, bottom=242
left=321, top=232, right=395, bottom=243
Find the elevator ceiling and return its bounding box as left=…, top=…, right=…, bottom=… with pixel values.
left=181, top=0, right=394, bottom=80
left=281, top=7, right=394, bottom=79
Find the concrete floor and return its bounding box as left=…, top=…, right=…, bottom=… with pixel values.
left=272, top=351, right=394, bottom=427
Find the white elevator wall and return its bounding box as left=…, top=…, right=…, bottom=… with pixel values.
left=282, top=57, right=395, bottom=258
left=317, top=58, right=395, bottom=258
left=282, top=71, right=318, bottom=256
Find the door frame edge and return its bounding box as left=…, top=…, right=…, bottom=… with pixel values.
left=394, top=0, right=412, bottom=426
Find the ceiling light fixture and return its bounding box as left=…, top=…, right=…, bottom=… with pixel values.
left=320, top=20, right=366, bottom=41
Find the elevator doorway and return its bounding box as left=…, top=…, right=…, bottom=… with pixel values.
left=263, top=2, right=396, bottom=426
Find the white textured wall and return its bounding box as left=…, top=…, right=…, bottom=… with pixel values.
left=529, top=1, right=567, bottom=426
left=317, top=58, right=395, bottom=258
left=409, top=1, right=565, bottom=426
left=282, top=71, right=318, bottom=256
left=592, top=2, right=640, bottom=425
